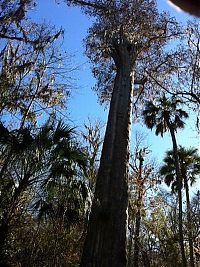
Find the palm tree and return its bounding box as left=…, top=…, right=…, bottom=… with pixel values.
left=0, top=119, right=87, bottom=266
left=160, top=146, right=200, bottom=267
left=143, top=95, right=188, bottom=267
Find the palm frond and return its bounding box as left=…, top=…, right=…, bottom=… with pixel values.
left=53, top=120, right=74, bottom=143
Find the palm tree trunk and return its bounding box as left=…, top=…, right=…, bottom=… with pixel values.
left=184, top=175, right=195, bottom=267
left=133, top=153, right=144, bottom=267
left=80, top=43, right=134, bottom=267
left=169, top=126, right=187, bottom=267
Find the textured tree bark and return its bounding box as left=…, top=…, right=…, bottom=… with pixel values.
left=80, top=43, right=134, bottom=267
left=169, top=126, right=187, bottom=267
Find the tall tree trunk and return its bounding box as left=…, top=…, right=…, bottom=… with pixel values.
left=80, top=43, right=134, bottom=267
left=169, top=126, right=187, bottom=267
left=184, top=175, right=195, bottom=267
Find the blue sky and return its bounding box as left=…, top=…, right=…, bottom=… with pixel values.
left=28, top=0, right=199, bottom=164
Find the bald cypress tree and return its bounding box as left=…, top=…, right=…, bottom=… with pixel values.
left=65, top=1, right=183, bottom=266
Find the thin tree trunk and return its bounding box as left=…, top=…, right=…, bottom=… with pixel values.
left=169, top=126, right=187, bottom=267
left=127, top=222, right=134, bottom=267
left=184, top=175, right=195, bottom=267
left=133, top=198, right=142, bottom=267
left=133, top=152, right=144, bottom=267
left=0, top=217, right=9, bottom=266
left=80, top=43, right=134, bottom=267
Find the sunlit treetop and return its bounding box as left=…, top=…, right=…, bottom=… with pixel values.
left=66, top=0, right=184, bottom=107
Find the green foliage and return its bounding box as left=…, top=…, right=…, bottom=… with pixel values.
left=5, top=214, right=84, bottom=267
left=0, top=119, right=89, bottom=265
left=143, top=95, right=189, bottom=137
left=160, top=146, right=200, bottom=191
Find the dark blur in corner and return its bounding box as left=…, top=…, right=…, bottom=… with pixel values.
left=169, top=0, right=200, bottom=17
